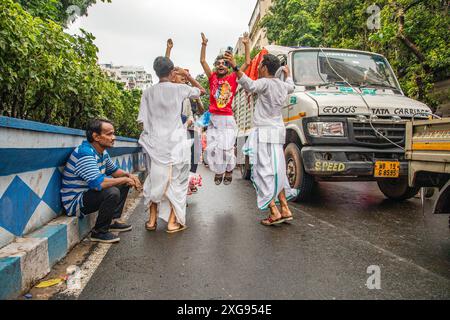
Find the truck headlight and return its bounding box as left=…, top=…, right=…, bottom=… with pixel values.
left=307, top=122, right=345, bottom=137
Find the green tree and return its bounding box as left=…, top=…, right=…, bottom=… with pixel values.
left=261, top=0, right=450, bottom=109
left=262, top=0, right=322, bottom=47
left=196, top=74, right=210, bottom=111
left=15, top=0, right=111, bottom=26
left=0, top=0, right=142, bottom=138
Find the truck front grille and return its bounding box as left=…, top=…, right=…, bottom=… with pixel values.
left=351, top=122, right=406, bottom=147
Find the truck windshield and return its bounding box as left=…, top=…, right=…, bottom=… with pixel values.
left=293, top=50, right=399, bottom=90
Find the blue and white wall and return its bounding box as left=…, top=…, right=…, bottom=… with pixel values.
left=0, top=116, right=145, bottom=249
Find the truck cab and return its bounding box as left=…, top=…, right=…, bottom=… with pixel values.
left=234, top=46, right=433, bottom=201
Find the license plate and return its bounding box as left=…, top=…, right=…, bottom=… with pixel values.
left=374, top=161, right=400, bottom=178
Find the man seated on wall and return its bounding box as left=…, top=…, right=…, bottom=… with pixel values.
left=60, top=119, right=142, bottom=244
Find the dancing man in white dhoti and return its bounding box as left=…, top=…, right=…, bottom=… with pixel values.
left=226, top=53, right=299, bottom=226
left=166, top=38, right=205, bottom=195
left=138, top=57, right=205, bottom=233
left=200, top=32, right=251, bottom=185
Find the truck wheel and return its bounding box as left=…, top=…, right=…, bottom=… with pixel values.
left=285, top=143, right=315, bottom=202
left=377, top=177, right=420, bottom=201
left=424, top=187, right=435, bottom=198
left=240, top=155, right=251, bottom=180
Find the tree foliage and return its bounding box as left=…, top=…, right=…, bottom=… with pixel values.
left=196, top=74, right=210, bottom=111
left=15, top=0, right=110, bottom=26
left=0, top=0, right=141, bottom=138
left=262, top=0, right=450, bottom=109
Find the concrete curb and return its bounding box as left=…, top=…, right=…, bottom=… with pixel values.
left=0, top=171, right=146, bottom=300
left=0, top=213, right=97, bottom=300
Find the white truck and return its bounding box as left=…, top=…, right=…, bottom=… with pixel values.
left=234, top=46, right=432, bottom=201
left=406, top=118, right=450, bottom=219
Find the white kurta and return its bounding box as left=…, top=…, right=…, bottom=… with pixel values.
left=238, top=74, right=299, bottom=210
left=205, top=114, right=237, bottom=175
left=138, top=82, right=201, bottom=225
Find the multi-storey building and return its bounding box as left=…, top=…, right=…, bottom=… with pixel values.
left=100, top=64, right=153, bottom=91
left=234, top=0, right=274, bottom=56
left=248, top=0, right=273, bottom=51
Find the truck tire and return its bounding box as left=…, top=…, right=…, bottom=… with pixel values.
left=424, top=187, right=435, bottom=198
left=240, top=155, right=251, bottom=180
left=285, top=143, right=315, bottom=202
left=377, top=177, right=420, bottom=201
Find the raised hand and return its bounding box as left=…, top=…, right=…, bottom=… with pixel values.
left=174, top=67, right=190, bottom=78
left=242, top=32, right=250, bottom=45
left=282, top=66, right=290, bottom=77
left=165, top=38, right=174, bottom=58
left=200, top=32, right=212, bottom=78
left=167, top=38, right=173, bottom=49
left=223, top=52, right=237, bottom=68
left=201, top=32, right=208, bottom=46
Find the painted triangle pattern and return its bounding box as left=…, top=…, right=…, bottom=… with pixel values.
left=0, top=155, right=139, bottom=238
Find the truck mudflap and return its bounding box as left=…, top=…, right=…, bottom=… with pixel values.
left=301, top=146, right=408, bottom=177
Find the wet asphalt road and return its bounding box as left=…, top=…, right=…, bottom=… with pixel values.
left=79, top=165, right=450, bottom=300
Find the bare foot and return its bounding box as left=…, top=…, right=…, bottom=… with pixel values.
left=280, top=206, right=293, bottom=218
left=280, top=203, right=293, bottom=222
left=146, top=204, right=158, bottom=230
left=269, top=204, right=282, bottom=220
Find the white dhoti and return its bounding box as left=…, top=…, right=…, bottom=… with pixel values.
left=137, top=81, right=202, bottom=226
left=140, top=129, right=192, bottom=226
left=206, top=114, right=237, bottom=174
left=143, top=160, right=190, bottom=226
left=244, top=128, right=299, bottom=211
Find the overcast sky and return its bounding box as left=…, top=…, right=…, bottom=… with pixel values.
left=66, top=0, right=257, bottom=81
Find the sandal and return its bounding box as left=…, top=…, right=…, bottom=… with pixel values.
left=166, top=224, right=188, bottom=234
left=145, top=221, right=157, bottom=231
left=223, top=172, right=233, bottom=185
left=261, top=203, right=284, bottom=226
left=261, top=216, right=284, bottom=226
left=214, top=174, right=224, bottom=185
left=280, top=215, right=294, bottom=223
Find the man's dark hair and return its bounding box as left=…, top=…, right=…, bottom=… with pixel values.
left=214, top=55, right=226, bottom=66
left=86, top=119, right=113, bottom=143
left=261, top=54, right=281, bottom=76
left=153, top=56, right=174, bottom=78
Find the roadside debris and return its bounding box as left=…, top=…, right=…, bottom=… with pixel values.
left=35, top=278, right=64, bottom=288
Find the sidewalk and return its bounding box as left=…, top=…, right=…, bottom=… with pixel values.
left=0, top=180, right=144, bottom=300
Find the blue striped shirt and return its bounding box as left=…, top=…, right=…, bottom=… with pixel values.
left=60, top=141, right=119, bottom=217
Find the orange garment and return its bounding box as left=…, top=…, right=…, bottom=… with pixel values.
left=244, top=48, right=269, bottom=80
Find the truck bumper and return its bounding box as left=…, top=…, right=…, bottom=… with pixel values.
left=301, top=146, right=408, bottom=178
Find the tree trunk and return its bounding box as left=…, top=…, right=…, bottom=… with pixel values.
left=415, top=75, right=425, bottom=101
left=396, top=7, right=431, bottom=73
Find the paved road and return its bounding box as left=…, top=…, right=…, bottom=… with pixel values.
left=79, top=166, right=450, bottom=299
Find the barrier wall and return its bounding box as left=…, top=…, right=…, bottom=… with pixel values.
left=0, top=116, right=145, bottom=249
